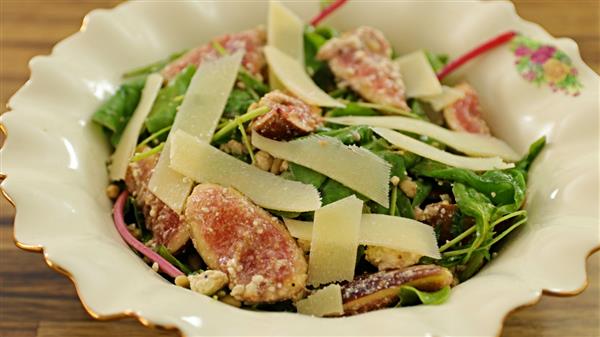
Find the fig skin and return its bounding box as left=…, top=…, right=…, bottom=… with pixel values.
left=341, top=264, right=453, bottom=315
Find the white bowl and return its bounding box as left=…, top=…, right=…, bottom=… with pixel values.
left=2, top=1, right=598, bottom=336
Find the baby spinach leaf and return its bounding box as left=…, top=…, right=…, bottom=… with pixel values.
left=397, top=285, right=451, bottom=306
left=145, top=65, right=196, bottom=133
left=92, top=77, right=145, bottom=147
left=319, top=179, right=368, bottom=206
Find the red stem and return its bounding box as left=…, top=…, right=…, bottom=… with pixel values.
left=310, top=0, right=349, bottom=27
left=437, top=31, right=518, bottom=81
left=113, top=191, right=184, bottom=278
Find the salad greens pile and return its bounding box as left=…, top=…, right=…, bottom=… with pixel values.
left=94, top=22, right=545, bottom=310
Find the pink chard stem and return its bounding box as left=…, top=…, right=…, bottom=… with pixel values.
left=113, top=191, right=184, bottom=278
left=437, top=31, right=518, bottom=81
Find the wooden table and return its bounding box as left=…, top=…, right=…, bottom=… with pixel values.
left=1, top=1, right=598, bottom=336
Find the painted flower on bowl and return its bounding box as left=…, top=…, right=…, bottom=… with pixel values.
left=509, top=35, right=582, bottom=96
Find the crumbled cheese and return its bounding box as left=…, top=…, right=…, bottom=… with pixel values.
left=189, top=270, right=229, bottom=296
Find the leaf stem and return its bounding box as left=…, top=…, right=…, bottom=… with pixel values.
left=439, top=209, right=527, bottom=252
left=131, top=142, right=164, bottom=162
left=389, top=185, right=398, bottom=216
left=237, top=120, right=255, bottom=164
left=310, top=0, right=349, bottom=26
left=137, top=126, right=172, bottom=150
left=212, top=106, right=270, bottom=142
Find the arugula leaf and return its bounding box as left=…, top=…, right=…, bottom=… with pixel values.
left=285, top=162, right=327, bottom=189
left=452, top=183, right=494, bottom=261
left=396, top=190, right=415, bottom=218
left=123, top=50, right=187, bottom=78
left=411, top=179, right=432, bottom=207
left=379, top=151, right=407, bottom=179
left=223, top=89, right=255, bottom=119
left=238, top=70, right=269, bottom=96
left=92, top=78, right=145, bottom=147
left=515, top=136, right=546, bottom=176
left=319, top=179, right=368, bottom=206
left=397, top=285, right=451, bottom=306
left=425, top=51, right=449, bottom=73
left=317, top=125, right=373, bottom=145
left=156, top=245, right=194, bottom=275
left=304, top=26, right=337, bottom=91
left=410, top=160, right=521, bottom=205
left=326, top=102, right=379, bottom=117
left=145, top=65, right=196, bottom=133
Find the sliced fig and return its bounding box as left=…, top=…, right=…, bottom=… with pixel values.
left=184, top=183, right=307, bottom=303
left=161, top=27, right=266, bottom=81
left=251, top=90, right=322, bottom=141
left=125, top=151, right=188, bottom=252
left=317, top=26, right=409, bottom=111
left=443, top=83, right=491, bottom=135
left=341, top=265, right=453, bottom=315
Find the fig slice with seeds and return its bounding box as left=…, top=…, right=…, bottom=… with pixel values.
left=184, top=183, right=307, bottom=303
left=341, top=264, right=453, bottom=315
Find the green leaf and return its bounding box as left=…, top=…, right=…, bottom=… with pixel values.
left=124, top=196, right=152, bottom=242
left=238, top=70, right=269, bottom=96
left=410, top=160, right=521, bottom=206
left=397, top=285, right=451, bottom=306
left=304, top=26, right=337, bottom=91
left=452, top=183, right=494, bottom=261
left=317, top=125, right=373, bottom=145
left=326, top=102, right=379, bottom=117
left=156, top=245, right=194, bottom=275
left=396, top=190, right=415, bottom=219
left=424, top=51, right=449, bottom=73
left=145, top=65, right=196, bottom=133
left=514, top=136, right=546, bottom=174
left=372, top=150, right=406, bottom=180
left=286, top=162, right=327, bottom=189
left=319, top=179, right=368, bottom=206
left=411, top=179, right=432, bottom=207
left=92, top=78, right=146, bottom=147
left=223, top=89, right=255, bottom=119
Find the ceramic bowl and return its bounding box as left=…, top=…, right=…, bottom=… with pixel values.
left=2, top=1, right=598, bottom=336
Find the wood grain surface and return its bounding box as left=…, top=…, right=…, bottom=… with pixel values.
left=1, top=1, right=598, bottom=336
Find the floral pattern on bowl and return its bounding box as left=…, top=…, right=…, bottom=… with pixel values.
left=509, top=34, right=582, bottom=96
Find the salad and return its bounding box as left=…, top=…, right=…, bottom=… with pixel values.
left=93, top=0, right=544, bottom=316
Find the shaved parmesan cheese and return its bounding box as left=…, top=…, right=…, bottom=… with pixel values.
left=308, top=196, right=362, bottom=286
left=420, top=85, right=465, bottom=111
left=109, top=73, right=163, bottom=181
left=395, top=50, right=442, bottom=98
left=148, top=52, right=244, bottom=212
left=169, top=130, right=321, bottom=212
left=326, top=116, right=520, bottom=161
left=264, top=46, right=344, bottom=108
left=283, top=218, right=312, bottom=241
left=296, top=284, right=344, bottom=317
left=373, top=127, right=514, bottom=171
left=268, top=0, right=304, bottom=90
left=360, top=214, right=441, bottom=259
left=284, top=214, right=441, bottom=259
left=252, top=131, right=391, bottom=207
